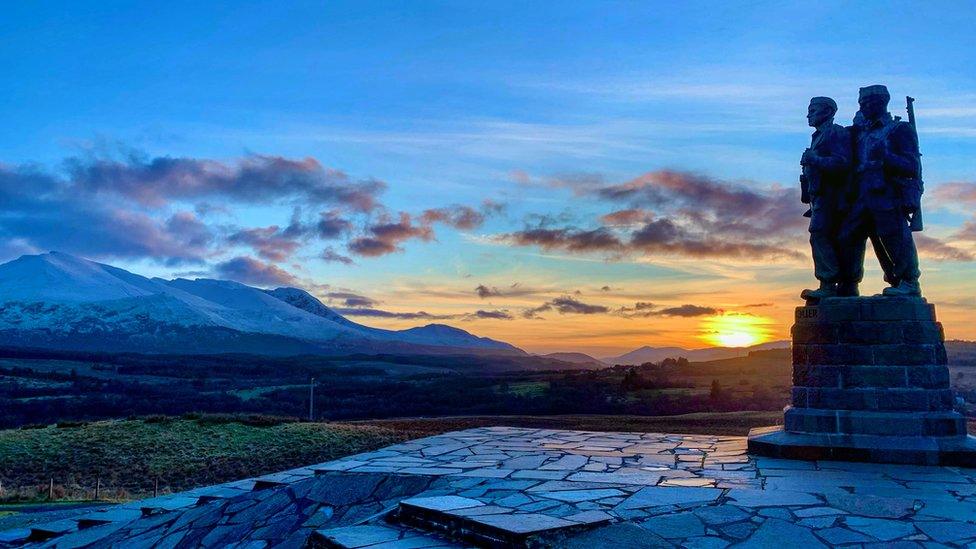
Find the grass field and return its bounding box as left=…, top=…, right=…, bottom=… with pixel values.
left=0, top=416, right=418, bottom=502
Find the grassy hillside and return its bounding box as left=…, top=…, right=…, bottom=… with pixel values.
left=0, top=416, right=418, bottom=502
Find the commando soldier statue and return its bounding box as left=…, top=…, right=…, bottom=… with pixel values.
left=843, top=84, right=923, bottom=296
left=799, top=96, right=854, bottom=300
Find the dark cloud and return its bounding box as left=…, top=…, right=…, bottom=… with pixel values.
left=321, top=247, right=354, bottom=265
left=0, top=165, right=211, bottom=264
left=476, top=284, right=502, bottom=298
left=348, top=212, right=434, bottom=257
left=506, top=228, right=624, bottom=253
left=316, top=211, right=353, bottom=239
left=616, top=302, right=717, bottom=318
left=498, top=171, right=808, bottom=261
left=324, top=291, right=378, bottom=308
left=213, top=256, right=299, bottom=287
left=600, top=209, right=652, bottom=226
left=468, top=309, right=514, bottom=320
left=524, top=296, right=609, bottom=318
left=421, top=205, right=485, bottom=230
left=334, top=308, right=454, bottom=320
left=227, top=225, right=301, bottom=262
left=653, top=304, right=720, bottom=317
left=66, top=152, right=386, bottom=211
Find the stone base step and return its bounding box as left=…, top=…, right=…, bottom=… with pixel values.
left=394, top=495, right=611, bottom=548
left=309, top=523, right=470, bottom=548
left=747, top=425, right=976, bottom=466
left=784, top=407, right=968, bottom=437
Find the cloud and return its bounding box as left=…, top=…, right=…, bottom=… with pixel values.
left=321, top=247, right=354, bottom=265
left=476, top=284, right=502, bottom=298
left=316, top=211, right=353, bottom=239
left=469, top=309, right=514, bottom=320
left=914, top=234, right=975, bottom=261
left=334, top=308, right=454, bottom=320
left=932, top=182, right=976, bottom=204
left=324, top=291, right=378, bottom=308
left=227, top=225, right=302, bottom=262
left=348, top=212, right=434, bottom=257
left=497, top=170, right=807, bottom=261
left=0, top=165, right=212, bottom=264
left=615, top=302, right=719, bottom=318
left=524, top=296, right=609, bottom=318
left=600, top=209, right=653, bottom=226
left=653, top=304, right=720, bottom=317
left=421, top=205, right=486, bottom=230
left=66, top=151, right=386, bottom=211
left=505, top=228, right=624, bottom=253
left=213, top=256, right=299, bottom=287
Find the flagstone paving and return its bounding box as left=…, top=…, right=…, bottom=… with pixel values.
left=2, top=426, right=975, bottom=547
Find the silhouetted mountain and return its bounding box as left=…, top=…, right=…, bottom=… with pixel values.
left=539, top=352, right=606, bottom=367
left=602, top=340, right=790, bottom=365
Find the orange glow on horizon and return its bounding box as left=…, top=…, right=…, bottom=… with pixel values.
left=699, top=313, right=774, bottom=348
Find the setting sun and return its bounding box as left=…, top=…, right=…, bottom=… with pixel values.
left=700, top=313, right=773, bottom=348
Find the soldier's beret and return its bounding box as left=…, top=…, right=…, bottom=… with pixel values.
left=859, top=85, right=890, bottom=101
left=810, top=97, right=837, bottom=111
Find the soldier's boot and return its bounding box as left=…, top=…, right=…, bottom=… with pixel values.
left=836, top=282, right=859, bottom=297
left=882, top=279, right=921, bottom=297
left=800, top=281, right=837, bottom=301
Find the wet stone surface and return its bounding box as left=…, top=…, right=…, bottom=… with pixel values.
left=2, top=427, right=975, bottom=547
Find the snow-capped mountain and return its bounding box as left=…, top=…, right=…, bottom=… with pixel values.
left=0, top=252, right=521, bottom=356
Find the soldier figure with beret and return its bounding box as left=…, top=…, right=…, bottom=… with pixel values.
left=799, top=96, right=855, bottom=300
left=843, top=84, right=922, bottom=297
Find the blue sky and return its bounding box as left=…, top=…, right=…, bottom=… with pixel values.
left=2, top=1, right=976, bottom=354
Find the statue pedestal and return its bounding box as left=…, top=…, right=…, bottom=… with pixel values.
left=748, top=296, right=976, bottom=465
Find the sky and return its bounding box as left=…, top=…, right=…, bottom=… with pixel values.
left=2, top=1, right=976, bottom=356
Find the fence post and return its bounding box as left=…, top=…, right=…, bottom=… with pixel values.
left=153, top=477, right=159, bottom=497
left=48, top=478, right=54, bottom=500
left=94, top=477, right=101, bottom=501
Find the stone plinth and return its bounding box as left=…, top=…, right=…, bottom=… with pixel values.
left=749, top=296, right=976, bottom=465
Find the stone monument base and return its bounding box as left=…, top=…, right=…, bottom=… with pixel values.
left=748, top=425, right=976, bottom=466
left=747, top=295, right=976, bottom=466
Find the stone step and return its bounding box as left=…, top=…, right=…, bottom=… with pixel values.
left=792, top=364, right=950, bottom=389
left=309, top=523, right=470, bottom=548
left=748, top=426, right=976, bottom=466
left=784, top=407, right=969, bottom=437
left=792, top=343, right=947, bottom=367
left=792, top=319, right=943, bottom=345
left=794, top=296, right=935, bottom=323
left=791, top=386, right=953, bottom=412
left=393, top=495, right=611, bottom=547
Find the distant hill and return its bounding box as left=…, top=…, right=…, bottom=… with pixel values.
left=538, top=352, right=606, bottom=368
left=0, top=252, right=521, bottom=356
left=603, top=340, right=790, bottom=365
left=948, top=340, right=976, bottom=366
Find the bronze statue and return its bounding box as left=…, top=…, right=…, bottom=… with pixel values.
left=842, top=85, right=923, bottom=297
left=799, top=97, right=853, bottom=300
left=801, top=85, right=925, bottom=301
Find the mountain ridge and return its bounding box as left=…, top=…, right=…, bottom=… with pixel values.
left=0, top=252, right=521, bottom=356
left=602, top=340, right=790, bottom=365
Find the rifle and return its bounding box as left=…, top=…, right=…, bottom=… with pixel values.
left=906, top=96, right=924, bottom=231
